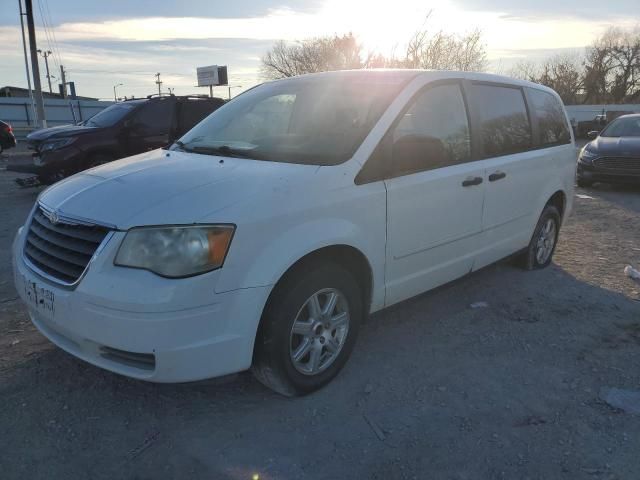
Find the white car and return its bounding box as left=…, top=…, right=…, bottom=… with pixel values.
left=12, top=70, right=575, bottom=396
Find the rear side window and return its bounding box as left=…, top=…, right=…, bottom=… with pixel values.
left=178, top=100, right=222, bottom=134
left=131, top=99, right=174, bottom=135
left=390, top=83, right=471, bottom=176
left=471, top=84, right=532, bottom=157
left=528, top=89, right=571, bottom=146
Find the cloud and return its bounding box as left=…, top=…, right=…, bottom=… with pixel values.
left=2, top=0, right=636, bottom=99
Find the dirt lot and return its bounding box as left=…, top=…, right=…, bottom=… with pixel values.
left=1, top=149, right=639, bottom=480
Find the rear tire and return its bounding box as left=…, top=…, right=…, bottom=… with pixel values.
left=518, top=205, right=561, bottom=270
left=252, top=262, right=362, bottom=396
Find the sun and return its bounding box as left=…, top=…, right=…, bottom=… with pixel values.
left=317, top=0, right=472, bottom=56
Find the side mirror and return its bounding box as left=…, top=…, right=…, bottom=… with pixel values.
left=392, top=135, right=447, bottom=175
left=587, top=130, right=599, bottom=140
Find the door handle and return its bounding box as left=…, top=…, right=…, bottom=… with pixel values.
left=489, top=171, right=507, bottom=182
left=462, top=176, right=483, bottom=187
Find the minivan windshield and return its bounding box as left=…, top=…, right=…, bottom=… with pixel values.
left=83, top=102, right=137, bottom=128
left=174, top=75, right=409, bottom=165
left=600, top=116, right=640, bottom=137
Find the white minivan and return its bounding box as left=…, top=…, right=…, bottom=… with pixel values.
left=12, top=70, right=575, bottom=396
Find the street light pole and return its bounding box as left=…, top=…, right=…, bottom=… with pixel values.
left=227, top=85, right=242, bottom=100
left=113, top=83, right=123, bottom=102
left=154, top=73, right=162, bottom=96
left=37, top=49, right=53, bottom=93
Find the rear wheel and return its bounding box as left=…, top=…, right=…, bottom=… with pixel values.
left=252, top=262, right=362, bottom=396
left=518, top=204, right=561, bottom=270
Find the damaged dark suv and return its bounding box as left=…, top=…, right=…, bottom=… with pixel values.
left=9, top=95, right=225, bottom=184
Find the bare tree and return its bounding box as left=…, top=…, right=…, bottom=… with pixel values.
left=509, top=61, right=539, bottom=82
left=261, top=33, right=363, bottom=80
left=390, top=28, right=487, bottom=71
left=538, top=55, right=584, bottom=105
left=510, top=55, right=584, bottom=104
left=583, top=27, right=640, bottom=103
left=261, top=22, right=487, bottom=80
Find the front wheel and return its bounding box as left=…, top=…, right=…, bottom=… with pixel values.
left=518, top=204, right=561, bottom=270
left=252, top=262, right=362, bottom=396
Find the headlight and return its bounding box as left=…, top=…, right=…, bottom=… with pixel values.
left=40, top=137, right=76, bottom=152
left=579, top=147, right=598, bottom=164
left=114, top=225, right=235, bottom=278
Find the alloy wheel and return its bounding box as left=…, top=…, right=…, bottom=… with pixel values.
left=535, top=218, right=557, bottom=264
left=289, top=288, right=350, bottom=376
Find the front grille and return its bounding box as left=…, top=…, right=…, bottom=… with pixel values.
left=593, top=156, right=640, bottom=173
left=24, top=207, right=110, bottom=284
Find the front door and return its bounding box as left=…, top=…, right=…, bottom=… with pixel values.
left=384, top=83, right=486, bottom=305
left=126, top=98, right=175, bottom=156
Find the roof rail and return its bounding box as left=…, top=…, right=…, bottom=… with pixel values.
left=145, top=93, right=175, bottom=99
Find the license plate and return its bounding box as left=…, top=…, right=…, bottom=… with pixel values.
left=33, top=156, right=43, bottom=166
left=20, top=274, right=55, bottom=319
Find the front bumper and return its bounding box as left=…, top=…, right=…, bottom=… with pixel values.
left=577, top=162, right=640, bottom=185
left=1, top=135, right=16, bottom=149
left=6, top=146, right=81, bottom=177
left=12, top=226, right=271, bottom=382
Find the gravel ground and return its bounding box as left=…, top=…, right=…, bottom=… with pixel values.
left=1, top=149, right=639, bottom=480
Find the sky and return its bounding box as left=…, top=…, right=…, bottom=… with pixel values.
left=0, top=0, right=637, bottom=100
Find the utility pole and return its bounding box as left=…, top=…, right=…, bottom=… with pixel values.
left=154, top=73, right=162, bottom=96
left=18, top=0, right=36, bottom=126
left=38, top=49, right=53, bottom=93
left=25, top=0, right=46, bottom=127
left=59, top=64, right=67, bottom=98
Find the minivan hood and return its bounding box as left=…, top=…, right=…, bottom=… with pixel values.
left=27, top=124, right=99, bottom=143
left=38, top=149, right=318, bottom=229
left=589, top=136, right=640, bottom=155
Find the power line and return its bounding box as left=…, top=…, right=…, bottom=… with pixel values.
left=35, top=0, right=57, bottom=71
left=42, top=0, right=63, bottom=68
left=35, top=0, right=61, bottom=75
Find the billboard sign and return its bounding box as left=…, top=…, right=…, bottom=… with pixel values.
left=197, top=65, right=228, bottom=86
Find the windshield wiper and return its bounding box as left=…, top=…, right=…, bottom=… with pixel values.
left=177, top=143, right=254, bottom=158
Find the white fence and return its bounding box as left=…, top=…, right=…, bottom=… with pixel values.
left=565, top=104, right=640, bottom=123
left=0, top=98, right=113, bottom=139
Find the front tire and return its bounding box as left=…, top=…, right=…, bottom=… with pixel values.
left=252, top=262, right=362, bottom=396
left=519, top=204, right=561, bottom=270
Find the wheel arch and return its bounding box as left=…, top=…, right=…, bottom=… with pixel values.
left=546, top=190, right=567, bottom=219
left=266, top=244, right=373, bottom=318
left=252, top=244, right=374, bottom=363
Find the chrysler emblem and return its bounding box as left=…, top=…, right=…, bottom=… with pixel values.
left=42, top=208, right=60, bottom=225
